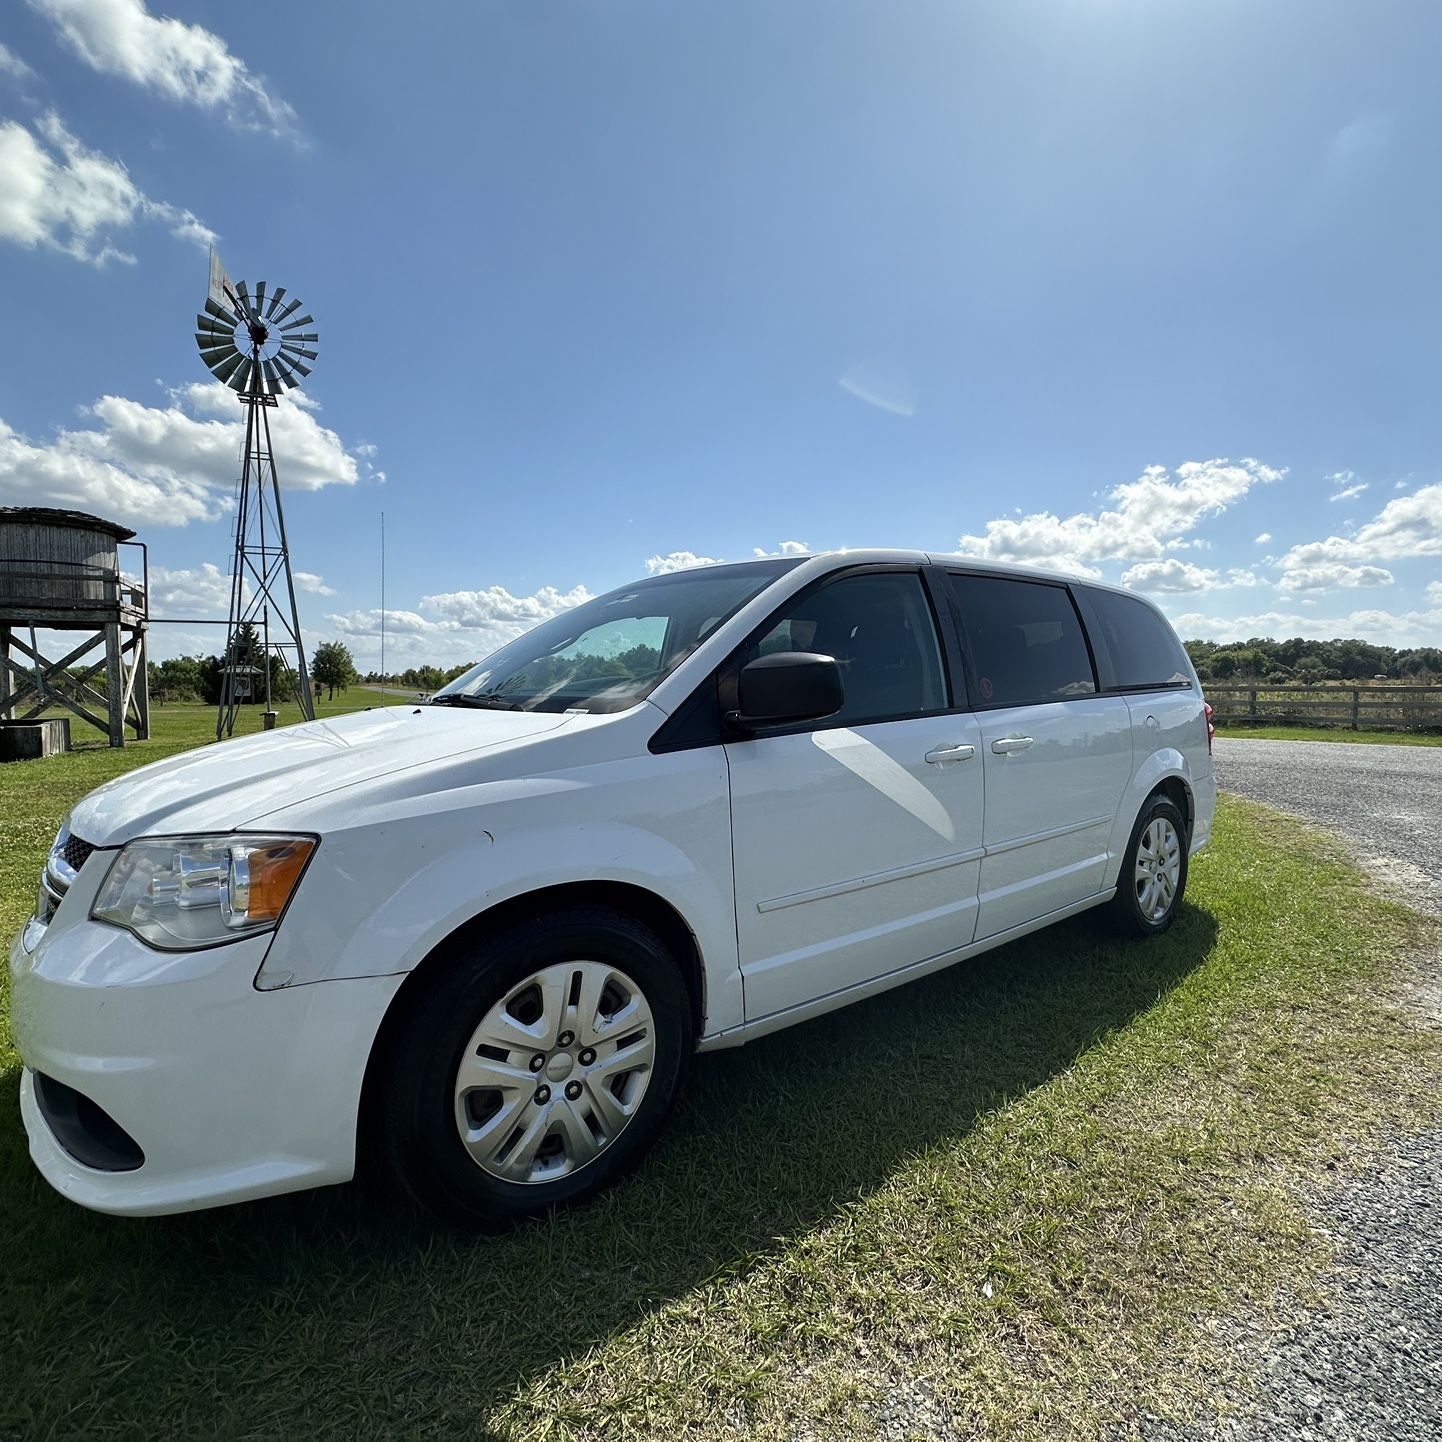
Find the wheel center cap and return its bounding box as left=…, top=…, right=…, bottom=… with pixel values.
left=545, top=1052, right=574, bottom=1082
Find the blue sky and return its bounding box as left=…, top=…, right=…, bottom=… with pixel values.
left=2, top=0, right=1440, bottom=666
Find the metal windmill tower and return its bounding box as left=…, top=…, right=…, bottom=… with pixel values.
left=195, top=252, right=320, bottom=739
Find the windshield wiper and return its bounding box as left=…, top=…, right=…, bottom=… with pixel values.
left=429, top=693, right=524, bottom=711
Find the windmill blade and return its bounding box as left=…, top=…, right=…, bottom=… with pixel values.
left=233, top=281, right=254, bottom=319
left=281, top=344, right=319, bottom=362
left=254, top=281, right=268, bottom=316
left=277, top=354, right=312, bottom=380
left=211, top=351, right=247, bottom=385
left=271, top=298, right=303, bottom=325
left=195, top=331, right=240, bottom=355
left=199, top=343, right=239, bottom=368
left=262, top=357, right=287, bottom=392
left=269, top=360, right=296, bottom=390
left=279, top=314, right=314, bottom=331
left=281, top=332, right=319, bottom=343
left=203, top=296, right=239, bottom=325
left=229, top=357, right=255, bottom=393
left=264, top=285, right=288, bottom=320
left=196, top=312, right=237, bottom=335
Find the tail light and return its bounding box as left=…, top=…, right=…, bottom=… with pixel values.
left=1203, top=700, right=1215, bottom=755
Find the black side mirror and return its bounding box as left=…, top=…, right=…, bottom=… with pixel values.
left=726, top=651, right=844, bottom=731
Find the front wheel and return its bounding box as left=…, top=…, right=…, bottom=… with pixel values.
left=1108, top=794, right=1189, bottom=936
left=374, top=907, right=689, bottom=1230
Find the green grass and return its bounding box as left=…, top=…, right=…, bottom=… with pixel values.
left=2, top=707, right=1439, bottom=1439
left=1216, top=723, right=1442, bottom=746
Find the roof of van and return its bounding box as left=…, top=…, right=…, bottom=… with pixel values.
left=645, top=549, right=1162, bottom=606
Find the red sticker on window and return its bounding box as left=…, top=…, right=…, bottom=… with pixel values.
left=979, top=676, right=994, bottom=700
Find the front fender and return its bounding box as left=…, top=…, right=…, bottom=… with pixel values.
left=255, top=751, right=742, bottom=1034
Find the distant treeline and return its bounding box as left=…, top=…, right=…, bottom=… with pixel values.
left=1184, top=637, right=1442, bottom=685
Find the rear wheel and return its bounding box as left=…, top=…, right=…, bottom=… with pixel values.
left=375, top=907, right=689, bottom=1230
left=1109, top=793, right=1188, bottom=936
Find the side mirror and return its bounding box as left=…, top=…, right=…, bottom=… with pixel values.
left=727, top=651, right=844, bottom=731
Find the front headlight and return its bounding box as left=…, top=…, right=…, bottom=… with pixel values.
left=91, top=834, right=317, bottom=950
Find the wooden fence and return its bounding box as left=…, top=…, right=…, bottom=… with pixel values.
left=1205, top=684, right=1442, bottom=732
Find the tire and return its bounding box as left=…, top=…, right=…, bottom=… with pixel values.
left=1108, top=793, right=1189, bottom=937
left=374, top=906, right=689, bottom=1230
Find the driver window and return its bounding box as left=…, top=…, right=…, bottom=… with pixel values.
left=749, top=572, right=947, bottom=725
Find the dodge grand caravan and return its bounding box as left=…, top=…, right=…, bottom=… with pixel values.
left=15, top=551, right=1215, bottom=1227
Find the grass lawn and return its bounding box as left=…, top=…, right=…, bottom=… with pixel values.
left=1215, top=724, right=1442, bottom=746
left=2, top=706, right=1439, bottom=1438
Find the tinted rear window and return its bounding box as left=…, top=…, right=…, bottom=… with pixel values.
left=1083, top=588, right=1192, bottom=690
left=947, top=574, right=1096, bottom=707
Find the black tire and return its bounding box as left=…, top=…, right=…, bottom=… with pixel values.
left=1107, top=793, right=1189, bottom=937
left=374, top=906, right=689, bottom=1231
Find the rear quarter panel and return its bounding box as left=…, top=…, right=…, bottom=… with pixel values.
left=1102, top=689, right=1215, bottom=888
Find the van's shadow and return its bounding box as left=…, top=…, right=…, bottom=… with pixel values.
left=0, top=905, right=1218, bottom=1432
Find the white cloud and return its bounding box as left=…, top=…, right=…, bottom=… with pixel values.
left=646, top=551, right=721, bottom=575
left=293, top=571, right=335, bottom=596
left=1427, top=581, right=1442, bottom=607
left=646, top=541, right=811, bottom=574
left=327, top=583, right=591, bottom=666
left=29, top=0, right=297, bottom=138
left=1330, top=479, right=1368, bottom=502
left=958, top=458, right=1284, bottom=577
left=1120, top=559, right=1218, bottom=594
left=1170, top=601, right=1441, bottom=649
left=1276, top=485, right=1442, bottom=585
left=1277, top=563, right=1394, bottom=592
left=0, top=42, right=35, bottom=79
left=1254, top=532, right=1272, bottom=544
left=0, top=109, right=213, bottom=265
left=0, top=381, right=357, bottom=527
left=1225, top=569, right=1262, bottom=587
left=149, top=561, right=232, bottom=613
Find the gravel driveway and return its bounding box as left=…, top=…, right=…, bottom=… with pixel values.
left=1140, top=738, right=1442, bottom=1442
left=1214, top=737, right=1442, bottom=917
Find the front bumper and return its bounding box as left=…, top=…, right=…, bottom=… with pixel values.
left=10, top=855, right=405, bottom=1217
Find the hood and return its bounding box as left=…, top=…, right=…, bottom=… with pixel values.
left=68, top=705, right=575, bottom=847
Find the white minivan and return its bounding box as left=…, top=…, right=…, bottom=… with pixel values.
left=15, top=551, right=1215, bottom=1227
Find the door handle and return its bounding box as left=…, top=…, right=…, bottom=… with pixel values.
left=924, top=744, right=976, bottom=765
left=990, top=736, right=1035, bottom=754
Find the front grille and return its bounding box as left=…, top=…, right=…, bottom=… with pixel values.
left=36, top=827, right=97, bottom=928
left=60, top=832, right=96, bottom=874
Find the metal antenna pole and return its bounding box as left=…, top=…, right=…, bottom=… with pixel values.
left=380, top=510, right=386, bottom=706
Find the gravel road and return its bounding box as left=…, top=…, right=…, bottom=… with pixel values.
left=1213, top=737, right=1442, bottom=917
left=1138, top=738, right=1442, bottom=1442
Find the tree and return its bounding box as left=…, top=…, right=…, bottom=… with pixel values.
left=312, top=641, right=357, bottom=700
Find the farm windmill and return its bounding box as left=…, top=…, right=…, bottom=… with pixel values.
left=195, top=251, right=320, bottom=739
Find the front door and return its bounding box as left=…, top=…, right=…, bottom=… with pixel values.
left=726, top=570, right=985, bottom=1022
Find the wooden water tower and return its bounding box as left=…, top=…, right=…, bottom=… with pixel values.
left=0, top=507, right=149, bottom=747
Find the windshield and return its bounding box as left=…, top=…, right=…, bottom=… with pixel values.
left=432, top=559, right=802, bottom=714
